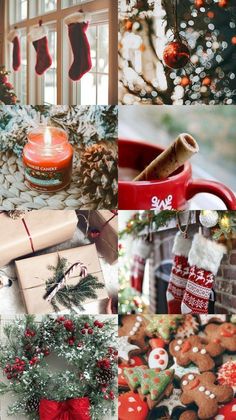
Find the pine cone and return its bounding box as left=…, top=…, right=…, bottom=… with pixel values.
left=26, top=396, right=39, bottom=413
left=95, top=368, right=115, bottom=385
left=78, top=142, right=118, bottom=209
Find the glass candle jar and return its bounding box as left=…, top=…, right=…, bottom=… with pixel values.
left=23, top=126, right=74, bottom=192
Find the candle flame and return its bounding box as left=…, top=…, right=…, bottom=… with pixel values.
left=44, top=127, right=52, bottom=147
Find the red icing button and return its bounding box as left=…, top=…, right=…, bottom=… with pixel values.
left=159, top=360, right=165, bottom=365
left=154, top=354, right=160, bottom=360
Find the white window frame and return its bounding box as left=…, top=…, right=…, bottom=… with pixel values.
left=5, top=0, right=117, bottom=105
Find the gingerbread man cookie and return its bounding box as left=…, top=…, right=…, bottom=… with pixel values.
left=169, top=335, right=222, bottom=372
left=204, top=323, right=236, bottom=353
left=119, top=315, right=149, bottom=352
left=180, top=372, right=233, bottom=419
left=123, top=366, right=175, bottom=409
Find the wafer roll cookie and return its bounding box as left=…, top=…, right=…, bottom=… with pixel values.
left=133, top=133, right=199, bottom=181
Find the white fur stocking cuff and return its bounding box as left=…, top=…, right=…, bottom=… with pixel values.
left=188, top=233, right=226, bottom=275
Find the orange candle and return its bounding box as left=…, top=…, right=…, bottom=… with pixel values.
left=23, top=126, right=74, bottom=192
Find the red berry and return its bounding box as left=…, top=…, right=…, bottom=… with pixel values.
left=88, top=328, right=94, bottom=335
left=113, top=350, right=118, bottom=356
left=109, top=391, right=115, bottom=400
left=68, top=338, right=75, bottom=346
left=56, top=316, right=66, bottom=323
left=108, top=347, right=113, bottom=354
left=94, top=320, right=99, bottom=327
left=103, top=394, right=109, bottom=400
left=84, top=322, right=90, bottom=329
left=64, top=320, right=74, bottom=331
left=77, top=342, right=83, bottom=348
left=81, top=329, right=86, bottom=335
left=98, top=323, right=104, bottom=329
left=7, top=374, right=12, bottom=380
left=101, top=387, right=107, bottom=393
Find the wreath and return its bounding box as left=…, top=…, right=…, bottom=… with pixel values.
left=0, top=315, right=117, bottom=420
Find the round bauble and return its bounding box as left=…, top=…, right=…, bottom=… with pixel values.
left=199, top=210, right=219, bottom=228
left=163, top=40, right=190, bottom=69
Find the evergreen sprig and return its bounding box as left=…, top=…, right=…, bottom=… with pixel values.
left=45, top=256, right=104, bottom=312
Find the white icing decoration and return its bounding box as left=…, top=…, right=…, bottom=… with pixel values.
left=134, top=322, right=140, bottom=328
left=148, top=348, right=168, bottom=370
left=137, top=407, right=142, bottom=412
left=205, top=390, right=210, bottom=396
left=209, top=394, right=215, bottom=399
left=177, top=340, right=183, bottom=345
left=188, top=374, right=194, bottom=380
left=130, top=359, right=135, bottom=365
left=136, top=316, right=142, bottom=322
left=128, top=397, right=136, bottom=402
left=128, top=408, right=134, bottom=412
left=118, top=402, right=121, bottom=407
left=200, top=349, right=206, bottom=354
left=199, top=386, right=205, bottom=392
left=174, top=345, right=180, bottom=351
left=232, top=405, right=236, bottom=411
left=192, top=347, right=199, bottom=353
left=182, top=380, right=188, bottom=386
left=118, top=368, right=122, bottom=375
left=118, top=336, right=140, bottom=361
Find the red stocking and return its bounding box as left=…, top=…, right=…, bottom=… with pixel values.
left=166, top=232, right=192, bottom=314
left=28, top=25, right=52, bottom=76
left=65, top=12, right=92, bottom=81
left=7, top=30, right=21, bottom=71
left=130, top=239, right=151, bottom=293
left=181, top=233, right=226, bottom=314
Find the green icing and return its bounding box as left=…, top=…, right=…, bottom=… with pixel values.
left=124, top=367, right=174, bottom=401
left=146, top=315, right=182, bottom=340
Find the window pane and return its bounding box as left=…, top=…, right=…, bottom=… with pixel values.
left=97, top=74, right=108, bottom=105
left=10, top=30, right=27, bottom=104
left=87, top=26, right=97, bottom=72
left=98, top=24, right=109, bottom=74
left=11, top=0, right=28, bottom=22
left=43, top=30, right=57, bottom=104
left=41, top=0, right=57, bottom=13
left=62, top=0, right=92, bottom=8
left=80, top=73, right=96, bottom=105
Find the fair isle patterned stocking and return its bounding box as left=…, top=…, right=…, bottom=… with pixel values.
left=181, top=233, right=226, bottom=314
left=166, top=232, right=192, bottom=314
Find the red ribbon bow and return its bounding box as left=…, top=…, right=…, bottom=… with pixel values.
left=39, top=397, right=91, bottom=420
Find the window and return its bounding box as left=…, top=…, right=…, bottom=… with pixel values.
left=6, top=0, right=112, bottom=105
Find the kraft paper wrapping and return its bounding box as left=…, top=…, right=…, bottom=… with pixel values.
left=0, top=211, right=78, bottom=268
left=88, top=210, right=118, bottom=264
left=15, top=243, right=108, bottom=314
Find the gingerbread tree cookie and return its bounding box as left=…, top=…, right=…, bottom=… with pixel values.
left=180, top=372, right=233, bottom=419
left=169, top=335, right=222, bottom=372
left=145, top=315, right=183, bottom=341
left=123, top=366, right=174, bottom=409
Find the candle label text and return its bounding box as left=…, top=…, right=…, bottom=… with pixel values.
left=25, top=167, right=63, bottom=187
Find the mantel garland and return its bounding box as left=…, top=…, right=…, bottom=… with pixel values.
left=0, top=315, right=117, bottom=420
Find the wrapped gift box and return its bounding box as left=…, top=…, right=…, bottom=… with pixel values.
left=0, top=210, right=78, bottom=268
left=15, top=243, right=108, bottom=314
left=80, top=210, right=118, bottom=264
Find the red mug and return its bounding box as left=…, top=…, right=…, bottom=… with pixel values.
left=118, top=139, right=236, bottom=210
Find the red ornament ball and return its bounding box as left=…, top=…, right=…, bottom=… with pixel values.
left=232, top=36, right=236, bottom=45
left=180, top=76, right=191, bottom=87
left=195, top=0, right=205, bottom=8
left=88, top=328, right=94, bottom=335
left=163, top=41, right=190, bottom=69
left=202, top=76, right=211, bottom=86
left=24, top=329, right=36, bottom=338
left=89, top=229, right=101, bottom=239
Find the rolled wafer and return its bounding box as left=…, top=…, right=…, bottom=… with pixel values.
left=133, top=133, right=199, bottom=181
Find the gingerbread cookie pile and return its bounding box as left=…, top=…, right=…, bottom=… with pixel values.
left=118, top=315, right=236, bottom=420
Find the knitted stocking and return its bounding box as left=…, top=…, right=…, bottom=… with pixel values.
left=65, top=12, right=92, bottom=81
left=181, top=233, right=226, bottom=314
left=130, top=239, right=151, bottom=293
left=28, top=25, right=52, bottom=75
left=166, top=232, right=192, bottom=314
left=7, top=30, right=21, bottom=71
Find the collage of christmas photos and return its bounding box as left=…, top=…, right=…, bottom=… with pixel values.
left=0, top=1, right=236, bottom=420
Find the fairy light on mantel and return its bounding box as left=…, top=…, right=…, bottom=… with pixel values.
left=219, top=214, right=231, bottom=230
left=22, top=125, right=74, bottom=193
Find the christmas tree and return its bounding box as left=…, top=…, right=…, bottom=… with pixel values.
left=0, top=67, right=17, bottom=105
left=119, top=0, right=236, bottom=105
